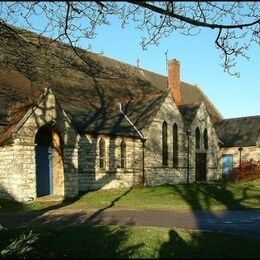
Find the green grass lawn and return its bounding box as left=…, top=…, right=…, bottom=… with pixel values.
left=1, top=180, right=260, bottom=258
left=1, top=179, right=260, bottom=212
left=1, top=225, right=260, bottom=258
left=75, top=179, right=260, bottom=211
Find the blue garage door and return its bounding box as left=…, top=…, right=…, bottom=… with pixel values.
left=222, top=154, right=233, bottom=176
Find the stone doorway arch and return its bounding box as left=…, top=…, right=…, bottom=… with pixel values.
left=35, top=124, right=64, bottom=197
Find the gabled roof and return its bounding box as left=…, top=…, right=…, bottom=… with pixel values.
left=214, top=116, right=260, bottom=147
left=178, top=103, right=201, bottom=129
left=0, top=24, right=223, bottom=144
left=180, top=82, right=222, bottom=123
left=0, top=85, right=44, bottom=146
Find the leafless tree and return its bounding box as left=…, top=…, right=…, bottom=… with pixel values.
left=0, top=1, right=259, bottom=77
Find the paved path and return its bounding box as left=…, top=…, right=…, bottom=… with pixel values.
left=1, top=208, right=260, bottom=238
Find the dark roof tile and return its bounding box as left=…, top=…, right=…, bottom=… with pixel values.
left=214, top=116, right=260, bottom=147
left=178, top=103, right=201, bottom=129
left=0, top=24, right=223, bottom=145
left=180, top=82, right=222, bottom=123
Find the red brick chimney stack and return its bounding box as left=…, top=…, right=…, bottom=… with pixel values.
left=168, top=59, right=181, bottom=106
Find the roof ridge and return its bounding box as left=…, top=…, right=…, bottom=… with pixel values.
left=192, top=84, right=223, bottom=120
left=178, top=102, right=201, bottom=108
left=7, top=23, right=215, bottom=95
left=9, top=23, right=168, bottom=81
left=89, top=53, right=168, bottom=79
left=180, top=81, right=196, bottom=87
left=221, top=115, right=260, bottom=121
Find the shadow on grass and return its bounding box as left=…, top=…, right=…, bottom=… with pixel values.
left=0, top=187, right=134, bottom=226
left=1, top=181, right=259, bottom=258
left=0, top=195, right=78, bottom=213
left=159, top=228, right=260, bottom=258
left=87, top=188, right=133, bottom=222
left=0, top=225, right=144, bottom=258
left=0, top=187, right=137, bottom=258
left=158, top=180, right=259, bottom=258
left=0, top=185, right=95, bottom=214
left=0, top=199, right=26, bottom=212
left=169, top=181, right=247, bottom=210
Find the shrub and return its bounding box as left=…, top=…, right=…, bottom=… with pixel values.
left=231, top=159, right=260, bottom=182
left=1, top=230, right=39, bottom=257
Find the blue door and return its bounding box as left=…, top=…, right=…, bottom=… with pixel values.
left=36, top=146, right=53, bottom=197
left=222, top=154, right=233, bottom=176
left=48, top=147, right=53, bottom=195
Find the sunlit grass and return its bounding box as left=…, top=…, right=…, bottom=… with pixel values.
left=75, top=179, right=260, bottom=211
left=1, top=179, right=260, bottom=212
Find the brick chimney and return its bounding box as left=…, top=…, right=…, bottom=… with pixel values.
left=168, top=59, right=181, bottom=106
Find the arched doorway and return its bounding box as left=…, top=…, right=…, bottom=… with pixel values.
left=35, top=125, right=53, bottom=197
left=35, top=125, right=64, bottom=197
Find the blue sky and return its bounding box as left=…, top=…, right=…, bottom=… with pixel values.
left=83, top=16, right=260, bottom=119
left=5, top=4, right=260, bottom=119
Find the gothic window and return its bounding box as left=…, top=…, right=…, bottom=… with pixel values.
left=173, top=123, right=178, bottom=168
left=99, top=138, right=106, bottom=169
left=120, top=139, right=126, bottom=168
left=162, top=121, right=168, bottom=166
left=204, top=128, right=208, bottom=150
left=196, top=127, right=200, bottom=149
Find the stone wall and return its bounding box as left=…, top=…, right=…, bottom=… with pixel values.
left=0, top=88, right=79, bottom=202
left=218, top=145, right=260, bottom=176
left=0, top=89, right=228, bottom=201
left=143, top=100, right=219, bottom=186
left=187, top=103, right=219, bottom=182
left=78, top=135, right=143, bottom=191
left=0, top=145, right=14, bottom=200
left=142, top=93, right=187, bottom=186
left=0, top=144, right=35, bottom=201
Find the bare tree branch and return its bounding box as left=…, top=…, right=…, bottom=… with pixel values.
left=0, top=1, right=259, bottom=77
left=127, top=1, right=260, bottom=30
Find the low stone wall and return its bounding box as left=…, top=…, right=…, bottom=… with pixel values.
left=145, top=167, right=187, bottom=186
left=79, top=171, right=138, bottom=190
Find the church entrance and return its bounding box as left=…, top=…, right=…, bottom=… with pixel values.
left=35, top=125, right=64, bottom=197
left=35, top=126, right=53, bottom=197
left=195, top=153, right=207, bottom=181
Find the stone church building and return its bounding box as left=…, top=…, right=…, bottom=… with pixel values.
left=0, top=26, right=259, bottom=202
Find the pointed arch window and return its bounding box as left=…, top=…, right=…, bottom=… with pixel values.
left=162, top=121, right=168, bottom=166
left=120, top=139, right=126, bottom=168
left=99, top=138, right=106, bottom=169
left=195, top=127, right=200, bottom=150
left=204, top=128, right=208, bottom=150
left=173, top=123, right=178, bottom=168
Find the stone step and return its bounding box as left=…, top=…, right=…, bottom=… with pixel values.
left=35, top=195, right=64, bottom=203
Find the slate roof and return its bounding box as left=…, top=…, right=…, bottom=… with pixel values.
left=0, top=24, right=223, bottom=145
left=180, top=83, right=222, bottom=123
left=178, top=103, right=201, bottom=129
left=214, top=116, right=260, bottom=147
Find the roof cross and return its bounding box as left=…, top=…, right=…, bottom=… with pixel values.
left=136, top=58, right=140, bottom=68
